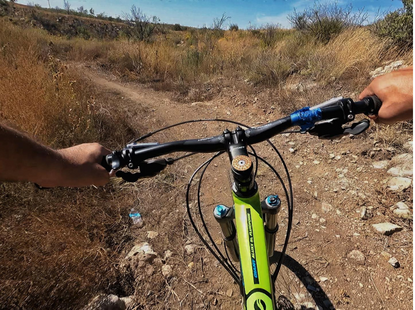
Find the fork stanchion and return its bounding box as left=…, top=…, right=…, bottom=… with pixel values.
left=213, top=205, right=239, bottom=262
left=262, top=195, right=281, bottom=257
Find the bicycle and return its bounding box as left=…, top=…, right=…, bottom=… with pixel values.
left=103, top=96, right=381, bottom=309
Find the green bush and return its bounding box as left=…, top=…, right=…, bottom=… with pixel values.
left=373, top=0, right=413, bottom=50
left=288, top=3, right=366, bottom=43
left=173, top=23, right=182, bottom=31
left=229, top=23, right=239, bottom=31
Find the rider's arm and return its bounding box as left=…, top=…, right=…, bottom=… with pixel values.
left=359, top=66, right=413, bottom=124
left=0, top=123, right=110, bottom=187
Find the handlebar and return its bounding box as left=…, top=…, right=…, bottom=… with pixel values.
left=102, top=96, right=382, bottom=173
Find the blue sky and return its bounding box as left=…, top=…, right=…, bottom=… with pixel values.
left=19, top=0, right=404, bottom=29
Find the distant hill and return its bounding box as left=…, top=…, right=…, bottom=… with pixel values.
left=0, top=2, right=188, bottom=40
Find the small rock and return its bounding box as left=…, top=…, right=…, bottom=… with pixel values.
left=303, top=302, right=316, bottom=308
left=147, top=231, right=159, bottom=239
left=329, top=154, right=335, bottom=159
left=188, top=262, right=194, bottom=269
left=391, top=202, right=412, bottom=219
left=313, top=160, right=320, bottom=165
left=381, top=251, right=392, bottom=260
left=372, top=223, right=403, bottom=236
left=185, top=244, right=197, bottom=255
left=119, top=297, right=134, bottom=308
left=387, top=177, right=412, bottom=191
left=358, top=192, right=366, bottom=200
left=312, top=213, right=319, bottom=220
left=164, top=250, right=173, bottom=260
left=388, top=257, right=400, bottom=268
left=162, top=265, right=173, bottom=277
left=319, top=276, right=328, bottom=282
left=370, top=61, right=404, bottom=78
left=360, top=207, right=371, bottom=220
left=403, top=141, right=413, bottom=152
left=125, top=242, right=157, bottom=261
left=372, top=160, right=389, bottom=169
left=347, top=250, right=366, bottom=265
left=387, top=166, right=413, bottom=177
left=226, top=289, right=233, bottom=297
left=319, top=218, right=326, bottom=224
left=84, top=294, right=126, bottom=310
left=391, top=153, right=412, bottom=165
left=289, top=148, right=296, bottom=153
left=335, top=155, right=341, bottom=160
left=322, top=202, right=333, bottom=213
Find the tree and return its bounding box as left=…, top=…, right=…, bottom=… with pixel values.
left=63, top=0, right=70, bottom=13
left=288, top=3, right=367, bottom=43
left=77, top=6, right=87, bottom=15
left=125, top=5, right=159, bottom=42
left=212, top=12, right=230, bottom=30
left=373, top=0, right=413, bottom=49
left=89, top=8, right=94, bottom=16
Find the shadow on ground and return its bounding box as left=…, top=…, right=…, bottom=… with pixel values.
left=271, top=252, right=335, bottom=310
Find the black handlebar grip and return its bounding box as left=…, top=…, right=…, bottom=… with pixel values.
left=101, top=155, right=112, bottom=172
left=363, top=95, right=382, bottom=115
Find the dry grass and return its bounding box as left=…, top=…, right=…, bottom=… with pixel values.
left=61, top=26, right=411, bottom=98
left=0, top=20, right=137, bottom=309
left=308, top=28, right=412, bottom=85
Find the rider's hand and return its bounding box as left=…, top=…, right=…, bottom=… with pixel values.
left=39, top=143, right=111, bottom=187
left=359, top=66, right=413, bottom=124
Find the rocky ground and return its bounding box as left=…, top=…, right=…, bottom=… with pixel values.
left=79, top=64, right=412, bottom=310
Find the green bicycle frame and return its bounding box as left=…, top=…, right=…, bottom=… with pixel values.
left=233, top=191, right=275, bottom=309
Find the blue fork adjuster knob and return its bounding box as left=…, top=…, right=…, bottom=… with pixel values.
left=214, top=204, right=229, bottom=218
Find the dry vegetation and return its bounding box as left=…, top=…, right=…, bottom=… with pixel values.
left=0, top=19, right=137, bottom=309
left=0, top=2, right=412, bottom=308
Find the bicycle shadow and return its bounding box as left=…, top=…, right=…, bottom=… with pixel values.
left=270, top=251, right=335, bottom=310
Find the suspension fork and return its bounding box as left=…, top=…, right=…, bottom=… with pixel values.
left=224, top=127, right=275, bottom=308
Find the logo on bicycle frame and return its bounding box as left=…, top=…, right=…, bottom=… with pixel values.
left=254, top=299, right=267, bottom=310
left=246, top=209, right=259, bottom=284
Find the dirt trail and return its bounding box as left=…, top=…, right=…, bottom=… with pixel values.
left=81, top=64, right=228, bottom=129
left=78, top=64, right=413, bottom=310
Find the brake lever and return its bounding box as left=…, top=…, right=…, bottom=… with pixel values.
left=343, top=119, right=370, bottom=135
left=308, top=119, right=370, bottom=139
left=116, top=158, right=174, bottom=182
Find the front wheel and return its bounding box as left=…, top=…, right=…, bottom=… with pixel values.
left=272, top=254, right=332, bottom=310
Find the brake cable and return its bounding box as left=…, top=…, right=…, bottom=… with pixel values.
left=129, top=118, right=293, bottom=287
